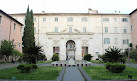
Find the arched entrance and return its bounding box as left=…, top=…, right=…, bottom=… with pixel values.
left=66, top=40, right=75, bottom=60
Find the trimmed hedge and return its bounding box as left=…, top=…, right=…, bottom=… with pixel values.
left=17, top=64, right=37, bottom=73
left=52, top=54, right=59, bottom=61
left=84, top=54, right=93, bottom=61
left=106, top=63, right=125, bottom=73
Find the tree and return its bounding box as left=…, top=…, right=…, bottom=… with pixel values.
left=0, top=40, right=14, bottom=62
left=22, top=6, right=35, bottom=54
left=102, top=46, right=125, bottom=63
left=22, top=6, right=36, bottom=64
left=129, top=43, right=133, bottom=50
left=129, top=49, right=137, bottom=62
left=122, top=43, right=133, bottom=59
left=136, top=45, right=137, bottom=49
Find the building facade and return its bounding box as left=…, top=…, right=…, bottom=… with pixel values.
left=0, top=10, right=23, bottom=52
left=130, top=9, right=137, bottom=48
left=10, top=9, right=131, bottom=60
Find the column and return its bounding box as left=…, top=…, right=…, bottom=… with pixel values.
left=60, top=39, right=66, bottom=60
left=46, top=39, right=53, bottom=60
left=75, top=39, right=82, bottom=60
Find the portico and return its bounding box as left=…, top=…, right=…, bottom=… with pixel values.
left=45, top=32, right=94, bottom=60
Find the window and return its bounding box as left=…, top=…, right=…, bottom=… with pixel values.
left=19, top=43, right=21, bottom=48
left=0, top=15, right=2, bottom=24
left=69, top=27, right=72, bottom=33
left=105, top=27, right=108, bottom=33
left=131, top=25, right=133, bottom=31
left=34, top=18, right=36, bottom=21
left=43, top=18, right=46, bottom=21
left=83, top=27, right=86, bottom=32
left=14, top=23, right=16, bottom=30
left=104, top=38, right=110, bottom=44
left=114, top=27, right=118, bottom=33
left=103, top=18, right=109, bottom=22
left=34, top=27, right=36, bottom=33
left=123, top=29, right=127, bottom=33
left=55, top=17, right=58, bottom=21
left=114, top=18, right=117, bottom=22
left=96, top=52, right=99, bottom=55
left=114, top=38, right=118, bottom=44
left=55, top=27, right=58, bottom=32
left=123, top=39, right=129, bottom=44
left=122, top=18, right=128, bottom=22
left=82, top=17, right=87, bottom=22
left=68, top=17, right=73, bottom=22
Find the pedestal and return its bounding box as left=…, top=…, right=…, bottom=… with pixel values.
left=68, top=59, right=75, bottom=65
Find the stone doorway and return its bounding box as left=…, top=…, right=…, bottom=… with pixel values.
left=66, top=40, right=75, bottom=60
left=82, top=47, right=88, bottom=57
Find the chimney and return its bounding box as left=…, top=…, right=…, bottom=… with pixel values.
left=41, top=11, right=45, bottom=14
left=88, top=8, right=98, bottom=14
left=88, top=8, right=92, bottom=13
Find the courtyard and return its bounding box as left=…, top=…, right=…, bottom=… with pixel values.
left=0, top=61, right=137, bottom=81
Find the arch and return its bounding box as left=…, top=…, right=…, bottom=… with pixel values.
left=66, top=40, right=75, bottom=60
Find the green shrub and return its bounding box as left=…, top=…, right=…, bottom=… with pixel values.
left=106, top=63, right=126, bottom=73
left=17, top=64, right=37, bottom=73
left=106, top=62, right=111, bottom=69
left=102, top=46, right=125, bottom=63
left=31, top=64, right=38, bottom=69
left=84, top=54, right=93, bottom=61
left=17, top=64, right=25, bottom=73
left=52, top=54, right=59, bottom=61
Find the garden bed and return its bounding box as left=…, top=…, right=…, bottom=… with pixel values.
left=82, top=66, right=137, bottom=80
left=0, top=66, right=62, bottom=80
left=37, top=61, right=52, bottom=64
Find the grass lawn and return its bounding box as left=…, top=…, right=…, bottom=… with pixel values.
left=0, top=66, right=62, bottom=80
left=83, top=66, right=137, bottom=80
left=37, top=61, right=52, bottom=64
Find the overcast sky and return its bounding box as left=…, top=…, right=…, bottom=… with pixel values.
left=0, top=0, right=137, bottom=14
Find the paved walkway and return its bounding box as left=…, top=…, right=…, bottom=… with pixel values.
left=0, top=63, right=19, bottom=70
left=126, top=63, right=137, bottom=68
left=62, top=67, right=85, bottom=81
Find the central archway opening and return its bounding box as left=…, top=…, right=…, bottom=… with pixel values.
left=66, top=40, right=75, bottom=60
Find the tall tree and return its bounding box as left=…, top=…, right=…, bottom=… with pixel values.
left=0, top=40, right=14, bottom=62
left=22, top=6, right=35, bottom=53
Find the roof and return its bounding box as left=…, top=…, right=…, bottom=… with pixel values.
left=129, top=8, right=137, bottom=15
left=10, top=13, right=129, bottom=16
left=0, top=9, right=23, bottom=26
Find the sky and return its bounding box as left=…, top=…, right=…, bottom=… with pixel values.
left=0, top=0, right=137, bottom=14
